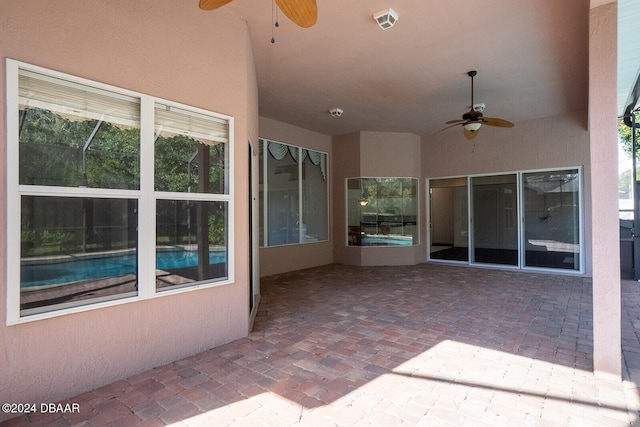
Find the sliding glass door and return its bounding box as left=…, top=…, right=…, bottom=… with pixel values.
left=471, top=174, right=518, bottom=266
left=522, top=169, right=580, bottom=270
left=429, top=177, right=468, bottom=262
left=427, top=167, right=582, bottom=273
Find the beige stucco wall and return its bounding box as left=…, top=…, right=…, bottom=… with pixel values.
left=333, top=133, right=362, bottom=266
left=258, top=117, right=334, bottom=276
left=422, top=110, right=592, bottom=275
left=0, top=0, right=258, bottom=417
left=333, top=131, right=425, bottom=266
left=589, top=1, right=621, bottom=377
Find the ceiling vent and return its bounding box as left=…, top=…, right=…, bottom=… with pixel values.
left=373, top=8, right=398, bottom=30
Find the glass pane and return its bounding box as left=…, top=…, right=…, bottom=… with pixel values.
left=19, top=70, right=140, bottom=189
left=302, top=151, right=328, bottom=242
left=20, top=196, right=138, bottom=315
left=156, top=200, right=228, bottom=290
left=154, top=103, right=228, bottom=194
left=266, top=143, right=299, bottom=245
left=619, top=135, right=634, bottom=220
left=429, top=177, right=468, bottom=261
left=523, top=170, right=580, bottom=270
left=347, top=177, right=418, bottom=246
left=472, top=174, right=518, bottom=265
left=259, top=141, right=264, bottom=247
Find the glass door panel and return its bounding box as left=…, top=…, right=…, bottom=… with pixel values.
left=522, top=169, right=580, bottom=270
left=429, top=177, right=468, bottom=261
left=471, top=174, right=518, bottom=266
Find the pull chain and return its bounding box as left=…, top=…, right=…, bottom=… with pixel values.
left=271, top=0, right=279, bottom=43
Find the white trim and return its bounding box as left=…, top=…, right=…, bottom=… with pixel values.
left=227, top=116, right=235, bottom=284
left=138, top=96, right=156, bottom=298
left=6, top=60, right=21, bottom=325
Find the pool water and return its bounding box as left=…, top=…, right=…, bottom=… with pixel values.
left=21, top=249, right=226, bottom=288
left=361, top=236, right=413, bottom=246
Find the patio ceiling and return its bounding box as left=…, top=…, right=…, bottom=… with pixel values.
left=618, top=0, right=640, bottom=117
left=212, top=0, right=591, bottom=136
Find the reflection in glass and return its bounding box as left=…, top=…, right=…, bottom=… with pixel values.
left=154, top=103, right=227, bottom=194
left=523, top=170, right=580, bottom=270
left=259, top=143, right=264, bottom=247
left=266, top=143, right=300, bottom=245
left=429, top=177, right=468, bottom=261
left=259, top=140, right=329, bottom=247
left=302, top=151, right=328, bottom=242
left=18, top=70, right=140, bottom=189
left=156, top=200, right=228, bottom=290
left=20, top=196, right=138, bottom=315
left=471, top=174, right=518, bottom=265
left=347, top=177, right=418, bottom=246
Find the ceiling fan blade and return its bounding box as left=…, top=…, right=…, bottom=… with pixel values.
left=438, top=122, right=466, bottom=133
left=482, top=117, right=515, bottom=128
left=199, top=0, right=234, bottom=10
left=464, top=127, right=479, bottom=140
left=275, top=0, right=318, bottom=28
left=445, top=119, right=465, bottom=125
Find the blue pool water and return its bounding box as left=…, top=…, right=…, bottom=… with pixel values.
left=361, top=236, right=413, bottom=246
left=21, top=249, right=226, bottom=288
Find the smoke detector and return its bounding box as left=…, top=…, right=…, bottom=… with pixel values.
left=373, top=8, right=398, bottom=30
left=329, top=108, right=343, bottom=118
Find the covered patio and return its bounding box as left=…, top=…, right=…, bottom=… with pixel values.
left=6, top=264, right=640, bottom=426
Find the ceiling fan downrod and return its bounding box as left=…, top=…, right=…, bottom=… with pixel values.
left=468, top=70, right=477, bottom=107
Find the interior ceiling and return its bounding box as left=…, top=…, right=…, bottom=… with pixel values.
left=216, top=0, right=591, bottom=137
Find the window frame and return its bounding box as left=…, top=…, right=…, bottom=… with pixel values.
left=6, top=59, right=234, bottom=324
left=259, top=138, right=329, bottom=247
left=345, top=176, right=420, bottom=247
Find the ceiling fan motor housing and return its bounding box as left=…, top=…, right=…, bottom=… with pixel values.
left=462, top=110, right=483, bottom=121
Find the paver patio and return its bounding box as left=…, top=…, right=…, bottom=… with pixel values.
left=4, top=263, right=640, bottom=426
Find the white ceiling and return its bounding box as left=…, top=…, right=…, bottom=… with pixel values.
left=213, top=1, right=607, bottom=137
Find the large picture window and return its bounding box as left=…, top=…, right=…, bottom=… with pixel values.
left=259, top=139, right=328, bottom=247
left=7, top=60, right=233, bottom=322
left=346, top=177, right=419, bottom=246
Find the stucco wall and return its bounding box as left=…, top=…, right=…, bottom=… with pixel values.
left=422, top=110, right=592, bottom=275
left=258, top=117, right=333, bottom=276
left=0, top=0, right=257, bottom=416
left=589, top=1, right=621, bottom=377
left=332, top=133, right=362, bottom=266
left=333, top=131, right=425, bottom=266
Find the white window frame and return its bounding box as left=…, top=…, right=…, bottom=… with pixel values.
left=6, top=59, right=234, bottom=324
left=259, top=138, right=329, bottom=247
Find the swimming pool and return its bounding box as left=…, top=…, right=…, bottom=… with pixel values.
left=361, top=235, right=414, bottom=246
left=21, top=249, right=226, bottom=288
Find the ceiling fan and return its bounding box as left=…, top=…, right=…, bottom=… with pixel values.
left=199, top=0, right=318, bottom=28
left=442, top=70, right=514, bottom=140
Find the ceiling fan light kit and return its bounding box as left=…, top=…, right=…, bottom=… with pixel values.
left=373, top=8, right=398, bottom=30
left=464, top=122, right=482, bottom=132
left=441, top=70, right=515, bottom=140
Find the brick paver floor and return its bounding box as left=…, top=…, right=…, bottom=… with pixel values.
left=4, top=263, right=640, bottom=426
